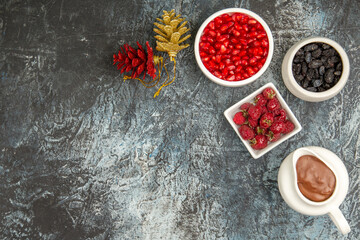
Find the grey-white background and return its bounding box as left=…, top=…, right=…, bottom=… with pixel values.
left=1, top=0, right=359, bottom=239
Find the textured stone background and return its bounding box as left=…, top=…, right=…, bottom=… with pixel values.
left=1, top=0, right=359, bottom=239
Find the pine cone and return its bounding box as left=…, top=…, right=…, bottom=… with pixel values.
left=153, top=9, right=191, bottom=60
left=113, top=41, right=156, bottom=79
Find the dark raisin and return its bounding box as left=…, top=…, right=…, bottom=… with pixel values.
left=293, top=63, right=301, bottom=75
left=309, top=60, right=323, bottom=68
left=324, top=69, right=335, bottom=83
left=322, top=49, right=336, bottom=57
left=334, top=71, right=342, bottom=76
left=312, top=79, right=323, bottom=88
left=319, top=66, right=325, bottom=75
left=302, top=79, right=310, bottom=88
left=318, top=87, right=326, bottom=92
left=305, top=52, right=312, bottom=63
left=306, top=87, right=317, bottom=92
left=295, top=74, right=304, bottom=82
left=312, top=48, right=322, bottom=58
left=306, top=68, right=315, bottom=80
left=301, top=62, right=308, bottom=75
left=295, top=48, right=304, bottom=56
left=336, top=62, right=342, bottom=71
left=322, top=43, right=331, bottom=49
left=304, top=43, right=319, bottom=52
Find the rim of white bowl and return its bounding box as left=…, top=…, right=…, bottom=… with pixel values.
left=284, top=37, right=350, bottom=100
left=194, top=8, right=274, bottom=87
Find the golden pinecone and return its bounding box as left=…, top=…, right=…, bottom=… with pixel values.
left=153, top=9, right=191, bottom=61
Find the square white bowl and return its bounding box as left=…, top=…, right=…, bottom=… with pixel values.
left=224, top=82, right=302, bottom=159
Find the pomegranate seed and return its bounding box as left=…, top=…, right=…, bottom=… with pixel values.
left=227, top=75, right=236, bottom=81
left=235, top=65, right=243, bottom=72
left=219, top=62, right=226, bottom=70
left=227, top=65, right=236, bottom=71
left=208, top=30, right=216, bottom=37
left=255, top=23, right=262, bottom=30
left=235, top=73, right=242, bottom=80
left=240, top=39, right=248, bottom=45
left=213, top=70, right=223, bottom=78
left=261, top=39, right=269, bottom=47
left=257, top=32, right=267, bottom=39
left=241, top=16, right=249, bottom=24
left=220, top=23, right=229, bottom=32
left=235, top=44, right=242, bottom=49
left=217, top=34, right=228, bottom=42
left=230, top=37, right=239, bottom=44
left=243, top=72, right=249, bottom=78
left=248, top=19, right=257, bottom=25
left=220, top=45, right=227, bottom=54
left=223, top=39, right=230, bottom=47
left=239, top=50, right=247, bottom=56
left=202, top=56, right=210, bottom=62
left=224, top=58, right=232, bottom=65
left=208, top=21, right=215, bottom=30
left=253, top=40, right=261, bottom=47
left=243, top=24, right=249, bottom=32
left=222, top=67, right=228, bottom=76
left=200, top=35, right=207, bottom=42
left=249, top=31, right=258, bottom=38
left=214, top=17, right=223, bottom=27
left=232, top=49, right=241, bottom=55
left=249, top=57, right=257, bottom=65
left=208, top=37, right=215, bottom=44
left=200, top=51, right=207, bottom=57
left=232, top=56, right=241, bottom=62
left=234, top=60, right=242, bottom=66
left=246, top=67, right=255, bottom=76
left=242, top=55, right=249, bottom=60
left=232, top=29, right=241, bottom=37
left=241, top=59, right=249, bottom=66
left=214, top=42, right=222, bottom=50
left=232, top=13, right=242, bottom=22
left=234, top=23, right=242, bottom=30
left=215, top=55, right=222, bottom=63
left=208, top=46, right=216, bottom=55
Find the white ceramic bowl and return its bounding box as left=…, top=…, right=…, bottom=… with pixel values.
left=224, top=82, right=302, bottom=159
left=194, top=8, right=274, bottom=87
left=282, top=37, right=350, bottom=102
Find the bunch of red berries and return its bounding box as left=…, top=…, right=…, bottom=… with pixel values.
left=233, top=87, right=295, bottom=150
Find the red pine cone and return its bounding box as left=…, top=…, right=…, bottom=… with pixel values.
left=113, top=41, right=156, bottom=79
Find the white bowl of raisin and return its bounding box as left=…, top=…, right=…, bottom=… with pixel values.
left=282, top=37, right=350, bottom=102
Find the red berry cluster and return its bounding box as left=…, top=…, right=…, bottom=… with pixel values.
left=233, top=88, right=295, bottom=150
left=199, top=13, right=269, bottom=81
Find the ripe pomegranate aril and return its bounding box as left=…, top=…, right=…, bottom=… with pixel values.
left=242, top=24, right=249, bottom=32
left=253, top=40, right=261, bottom=47
left=249, top=31, right=258, bottom=38
left=213, top=70, right=223, bottom=79
left=214, top=17, right=223, bottom=27
left=208, top=21, right=215, bottom=30
left=208, top=30, right=217, bottom=37
left=232, top=13, right=242, bottom=22
left=246, top=67, right=255, bottom=76
left=263, top=48, right=268, bottom=57
left=254, top=66, right=259, bottom=72
left=227, top=75, right=236, bottom=81
left=227, top=65, right=236, bottom=71
left=243, top=72, right=249, bottom=79
left=230, top=37, right=239, bottom=44
left=219, top=62, right=226, bottom=70
left=235, top=73, right=242, bottom=80
left=241, top=15, right=249, bottom=24
left=215, top=54, right=222, bottom=63
left=235, top=44, right=242, bottom=49
left=257, top=47, right=264, bottom=56
left=257, top=32, right=267, bottom=39
left=208, top=46, right=216, bottom=55
left=241, top=59, right=249, bottom=66
left=220, top=23, right=229, bottom=32
left=220, top=45, right=227, bottom=54
left=234, top=23, right=242, bottom=30
left=255, top=23, right=263, bottom=30
left=232, top=56, right=241, bottom=61
left=217, top=34, right=228, bottom=42
left=208, top=37, right=215, bottom=44
left=202, top=56, right=210, bottom=62
left=261, top=39, right=269, bottom=48
left=248, top=19, right=257, bottom=25
left=214, top=42, right=222, bottom=50
left=222, top=67, right=228, bottom=76
left=201, top=35, right=207, bottom=42
left=208, top=60, right=217, bottom=69
left=223, top=39, right=230, bottom=47
left=249, top=57, right=257, bottom=65
left=224, top=58, right=232, bottom=65
left=257, top=63, right=264, bottom=69
left=200, top=51, right=207, bottom=57
left=232, top=29, right=241, bottom=37
left=240, top=39, right=248, bottom=45
left=239, top=50, right=247, bottom=56
left=232, top=49, right=241, bottom=55
left=234, top=60, right=242, bottom=66
left=242, top=55, right=249, bottom=60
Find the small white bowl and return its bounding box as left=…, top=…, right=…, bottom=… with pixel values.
left=224, top=82, right=302, bottom=159
left=282, top=37, right=350, bottom=102
left=194, top=8, right=274, bottom=87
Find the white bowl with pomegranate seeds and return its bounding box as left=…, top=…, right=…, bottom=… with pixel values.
left=224, top=83, right=302, bottom=159
left=195, top=8, right=274, bottom=87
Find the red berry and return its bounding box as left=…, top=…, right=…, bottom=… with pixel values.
left=239, top=125, right=255, bottom=140
left=251, top=135, right=268, bottom=150
left=274, top=109, right=287, bottom=122
left=248, top=105, right=262, bottom=120
left=233, top=112, right=246, bottom=125
left=240, top=102, right=252, bottom=111
left=255, top=126, right=267, bottom=135
left=270, top=120, right=286, bottom=134
left=261, top=105, right=268, bottom=115
left=259, top=112, right=274, bottom=129
left=266, top=131, right=281, bottom=142
left=283, top=120, right=295, bottom=134
left=254, top=94, right=267, bottom=107
left=247, top=117, right=258, bottom=128
left=267, top=97, right=281, bottom=112
left=262, top=87, right=276, bottom=100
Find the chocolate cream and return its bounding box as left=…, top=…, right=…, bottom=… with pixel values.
left=296, top=155, right=336, bottom=202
